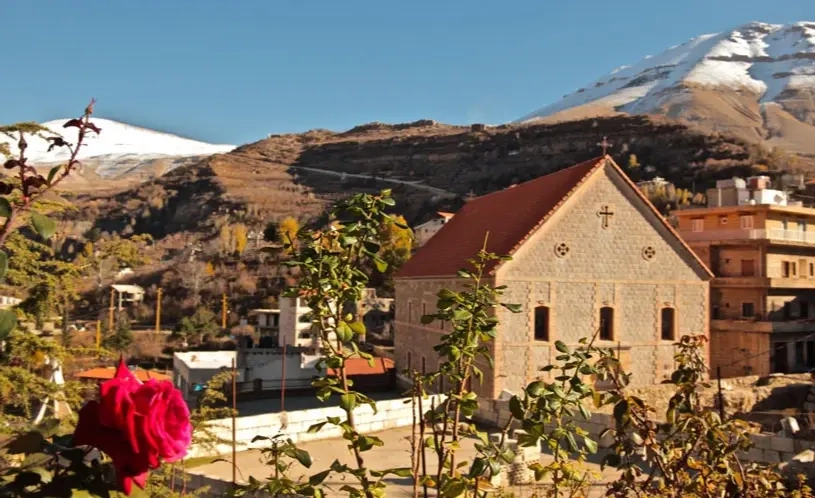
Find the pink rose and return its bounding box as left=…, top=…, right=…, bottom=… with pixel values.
left=73, top=357, right=193, bottom=495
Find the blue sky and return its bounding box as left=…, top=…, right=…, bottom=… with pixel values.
left=1, top=1, right=811, bottom=145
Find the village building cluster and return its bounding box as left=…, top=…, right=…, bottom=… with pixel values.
left=167, top=154, right=814, bottom=410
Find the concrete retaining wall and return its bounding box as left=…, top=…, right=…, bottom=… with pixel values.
left=189, top=394, right=445, bottom=458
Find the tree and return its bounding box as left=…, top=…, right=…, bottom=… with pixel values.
left=277, top=217, right=300, bottom=252
left=233, top=223, right=248, bottom=256
left=218, top=224, right=233, bottom=254
left=103, top=311, right=133, bottom=352
left=173, top=306, right=220, bottom=345
left=74, top=233, right=152, bottom=292
left=376, top=215, right=413, bottom=294
left=627, top=153, right=640, bottom=170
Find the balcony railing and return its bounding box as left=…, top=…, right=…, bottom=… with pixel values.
left=678, top=228, right=815, bottom=244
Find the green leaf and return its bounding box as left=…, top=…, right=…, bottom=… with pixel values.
left=307, top=422, right=327, bottom=433
left=293, top=448, right=313, bottom=467
left=0, top=198, right=11, bottom=218
left=555, top=340, right=570, bottom=353
left=380, top=467, right=413, bottom=478
left=501, top=303, right=523, bottom=313
left=348, top=320, right=366, bottom=336
left=0, top=250, right=7, bottom=281
left=0, top=309, right=17, bottom=341
left=525, top=381, right=546, bottom=397
left=420, top=314, right=435, bottom=325
left=335, top=321, right=353, bottom=343
left=30, top=212, right=56, bottom=240
left=509, top=396, right=525, bottom=420
left=583, top=435, right=598, bottom=454
left=47, top=165, right=62, bottom=186
left=309, top=469, right=331, bottom=486
left=340, top=393, right=357, bottom=412
left=373, top=257, right=388, bottom=273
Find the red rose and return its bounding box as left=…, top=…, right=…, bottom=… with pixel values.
left=132, top=379, right=192, bottom=463
left=73, top=357, right=192, bottom=495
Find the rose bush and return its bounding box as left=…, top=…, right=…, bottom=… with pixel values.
left=73, top=357, right=193, bottom=495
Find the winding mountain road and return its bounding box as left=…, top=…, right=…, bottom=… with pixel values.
left=289, top=165, right=456, bottom=198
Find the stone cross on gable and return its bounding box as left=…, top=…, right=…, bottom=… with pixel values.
left=597, top=205, right=614, bottom=229
left=597, top=136, right=612, bottom=155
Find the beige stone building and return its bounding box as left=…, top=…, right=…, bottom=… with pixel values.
left=395, top=156, right=713, bottom=398
left=673, top=195, right=815, bottom=378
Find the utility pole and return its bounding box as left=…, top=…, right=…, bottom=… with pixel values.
left=96, top=320, right=101, bottom=348
left=221, top=293, right=228, bottom=330
left=231, top=358, right=237, bottom=490
left=155, top=288, right=163, bottom=335
left=108, top=288, right=116, bottom=332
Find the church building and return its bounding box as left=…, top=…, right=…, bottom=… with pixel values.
left=394, top=155, right=713, bottom=398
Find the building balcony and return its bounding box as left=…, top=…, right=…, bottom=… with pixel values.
left=679, top=228, right=815, bottom=245
left=712, top=276, right=816, bottom=289
left=711, top=318, right=815, bottom=334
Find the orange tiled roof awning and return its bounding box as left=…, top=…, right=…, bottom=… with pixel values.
left=75, top=367, right=170, bottom=382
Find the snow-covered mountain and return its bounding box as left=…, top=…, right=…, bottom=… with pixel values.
left=1, top=118, right=235, bottom=181
left=519, top=21, right=815, bottom=154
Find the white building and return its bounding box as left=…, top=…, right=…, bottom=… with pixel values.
left=413, top=212, right=455, bottom=247
left=111, top=284, right=145, bottom=311
left=173, top=349, right=323, bottom=404
left=0, top=295, right=22, bottom=309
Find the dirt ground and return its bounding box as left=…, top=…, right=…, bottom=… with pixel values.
left=192, top=425, right=623, bottom=497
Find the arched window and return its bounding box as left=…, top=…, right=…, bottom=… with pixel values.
left=599, top=307, right=614, bottom=341
left=661, top=307, right=676, bottom=341
left=534, top=306, right=550, bottom=341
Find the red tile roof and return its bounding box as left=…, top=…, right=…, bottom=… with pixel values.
left=397, top=157, right=605, bottom=278
left=328, top=357, right=395, bottom=376
left=397, top=155, right=713, bottom=280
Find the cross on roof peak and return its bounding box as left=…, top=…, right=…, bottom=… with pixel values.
left=597, top=136, right=612, bottom=155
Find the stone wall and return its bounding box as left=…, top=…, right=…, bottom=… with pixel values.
left=189, top=394, right=445, bottom=459
left=474, top=399, right=814, bottom=466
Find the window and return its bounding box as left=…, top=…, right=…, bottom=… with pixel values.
left=691, top=219, right=704, bottom=232
left=599, top=307, right=614, bottom=341
left=740, top=215, right=754, bottom=229
left=810, top=263, right=814, bottom=277
left=799, top=259, right=807, bottom=278
left=784, top=302, right=794, bottom=319
left=534, top=306, right=550, bottom=341
left=740, top=259, right=755, bottom=277
left=799, top=300, right=810, bottom=319
left=783, top=261, right=797, bottom=278
left=660, top=308, right=676, bottom=341
left=782, top=219, right=789, bottom=230
left=799, top=220, right=807, bottom=232
left=711, top=305, right=721, bottom=320
left=741, top=302, right=755, bottom=318
left=719, top=216, right=728, bottom=225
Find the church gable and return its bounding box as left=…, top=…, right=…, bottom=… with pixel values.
left=499, top=162, right=710, bottom=282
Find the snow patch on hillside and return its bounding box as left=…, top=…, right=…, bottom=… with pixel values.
left=1, top=118, right=235, bottom=165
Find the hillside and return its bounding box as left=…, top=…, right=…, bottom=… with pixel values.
left=73, top=114, right=790, bottom=247
left=520, top=21, right=815, bottom=156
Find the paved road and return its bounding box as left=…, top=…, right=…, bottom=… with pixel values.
left=192, top=425, right=622, bottom=497
left=290, top=165, right=456, bottom=198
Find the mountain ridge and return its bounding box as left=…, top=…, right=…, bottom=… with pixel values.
left=519, top=21, right=815, bottom=155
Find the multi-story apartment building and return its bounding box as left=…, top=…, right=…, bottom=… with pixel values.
left=673, top=177, right=815, bottom=378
